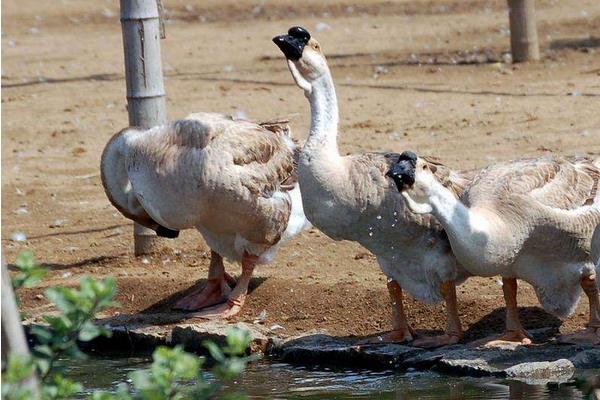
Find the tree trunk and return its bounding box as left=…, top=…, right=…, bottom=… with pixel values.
left=120, top=0, right=168, bottom=255
left=1, top=254, right=40, bottom=395
left=507, top=0, right=540, bottom=62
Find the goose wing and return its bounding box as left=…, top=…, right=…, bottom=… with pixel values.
left=464, top=156, right=599, bottom=211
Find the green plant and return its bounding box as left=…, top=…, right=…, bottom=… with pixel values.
left=2, top=252, right=254, bottom=400
left=3, top=272, right=117, bottom=400
left=11, top=251, right=48, bottom=290
left=91, top=332, right=255, bottom=400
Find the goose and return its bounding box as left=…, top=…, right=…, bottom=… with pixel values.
left=388, top=152, right=600, bottom=345
left=273, top=27, right=473, bottom=348
left=101, top=112, right=309, bottom=318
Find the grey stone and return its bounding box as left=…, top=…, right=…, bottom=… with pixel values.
left=505, top=359, right=575, bottom=384
left=437, top=357, right=503, bottom=376
left=569, top=348, right=600, bottom=369
left=171, top=321, right=270, bottom=353
left=274, top=333, right=423, bottom=368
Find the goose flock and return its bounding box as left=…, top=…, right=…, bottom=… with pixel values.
left=101, top=26, right=600, bottom=347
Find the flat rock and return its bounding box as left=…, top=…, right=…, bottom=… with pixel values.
left=273, top=333, right=423, bottom=368
left=171, top=321, right=270, bottom=353
left=273, top=333, right=597, bottom=382
left=504, top=359, right=574, bottom=384
left=92, top=315, right=270, bottom=354
left=569, top=348, right=600, bottom=369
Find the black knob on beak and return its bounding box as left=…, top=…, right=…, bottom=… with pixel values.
left=288, top=26, right=311, bottom=43
left=386, top=151, right=417, bottom=191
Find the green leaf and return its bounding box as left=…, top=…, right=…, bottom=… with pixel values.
left=32, top=344, right=54, bottom=359
left=43, top=315, right=72, bottom=332
left=20, top=268, right=47, bottom=288
left=4, top=353, right=35, bottom=382
left=78, top=321, right=101, bottom=342
left=223, top=328, right=251, bottom=356
left=203, top=341, right=225, bottom=363
left=45, top=287, right=77, bottom=314
left=15, top=251, right=36, bottom=270
left=11, top=251, right=47, bottom=290
left=50, top=374, right=83, bottom=398
left=31, top=325, right=53, bottom=344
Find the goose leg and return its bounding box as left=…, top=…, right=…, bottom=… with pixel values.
left=412, top=280, right=463, bottom=348
left=358, top=279, right=416, bottom=345
left=473, top=277, right=532, bottom=347
left=173, top=251, right=232, bottom=311
left=558, top=274, right=600, bottom=345
left=193, top=252, right=257, bottom=319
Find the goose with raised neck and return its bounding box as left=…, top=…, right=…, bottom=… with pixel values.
left=274, top=26, right=473, bottom=348
left=389, top=152, right=600, bottom=345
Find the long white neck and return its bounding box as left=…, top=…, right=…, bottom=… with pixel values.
left=421, top=179, right=492, bottom=261
left=304, top=72, right=340, bottom=157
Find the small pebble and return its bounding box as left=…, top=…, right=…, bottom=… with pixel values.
left=49, top=219, right=65, bottom=228
left=11, top=232, right=27, bottom=242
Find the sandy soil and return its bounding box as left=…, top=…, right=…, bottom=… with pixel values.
left=2, top=0, right=600, bottom=342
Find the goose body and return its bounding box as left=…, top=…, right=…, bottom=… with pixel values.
left=452, top=156, right=598, bottom=316
left=299, top=150, right=471, bottom=304
left=101, top=112, right=309, bottom=316
left=391, top=153, right=600, bottom=344
left=274, top=27, right=471, bottom=347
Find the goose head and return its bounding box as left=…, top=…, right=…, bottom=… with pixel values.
left=273, top=26, right=328, bottom=95
left=387, top=151, right=437, bottom=214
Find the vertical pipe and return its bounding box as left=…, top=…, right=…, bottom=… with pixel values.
left=120, top=0, right=167, bottom=255
left=508, top=0, right=540, bottom=62
left=1, top=254, right=40, bottom=395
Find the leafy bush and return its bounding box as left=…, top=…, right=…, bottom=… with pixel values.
left=2, top=252, right=254, bottom=400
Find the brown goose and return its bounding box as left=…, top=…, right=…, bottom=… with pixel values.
left=389, top=152, right=600, bottom=345
left=101, top=112, right=309, bottom=318
left=273, top=27, right=473, bottom=348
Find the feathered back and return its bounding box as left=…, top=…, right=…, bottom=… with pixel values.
left=462, top=156, right=599, bottom=211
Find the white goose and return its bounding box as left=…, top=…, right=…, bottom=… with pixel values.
left=101, top=112, right=309, bottom=318
left=273, top=27, right=473, bottom=347
left=388, top=152, right=600, bottom=344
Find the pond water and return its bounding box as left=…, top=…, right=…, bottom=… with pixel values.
left=63, top=355, right=598, bottom=399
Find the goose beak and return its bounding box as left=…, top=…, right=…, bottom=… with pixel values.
left=272, top=35, right=304, bottom=60
left=273, top=26, right=311, bottom=60
left=386, top=151, right=418, bottom=192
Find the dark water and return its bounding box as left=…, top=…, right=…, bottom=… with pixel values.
left=62, top=355, right=598, bottom=399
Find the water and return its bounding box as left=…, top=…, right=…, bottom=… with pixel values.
left=62, top=355, right=598, bottom=399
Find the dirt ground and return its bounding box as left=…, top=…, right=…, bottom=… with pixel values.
left=2, top=0, right=600, bottom=342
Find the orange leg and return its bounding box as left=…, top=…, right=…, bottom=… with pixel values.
left=173, top=251, right=231, bottom=311
left=193, top=252, right=256, bottom=319
left=358, top=279, right=416, bottom=345
left=558, top=274, right=600, bottom=345
left=413, top=280, right=463, bottom=348
left=473, top=277, right=531, bottom=347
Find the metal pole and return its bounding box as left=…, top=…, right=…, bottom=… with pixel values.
left=1, top=254, right=40, bottom=395
left=507, top=0, right=540, bottom=62
left=120, top=0, right=168, bottom=255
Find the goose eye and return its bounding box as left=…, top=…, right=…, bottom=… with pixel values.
left=422, top=165, right=427, bottom=170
